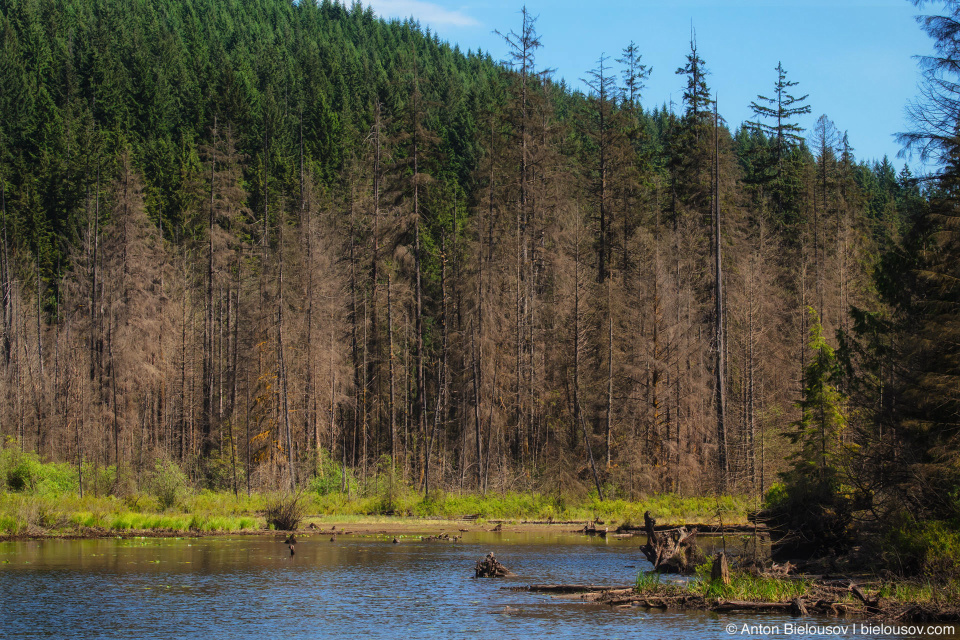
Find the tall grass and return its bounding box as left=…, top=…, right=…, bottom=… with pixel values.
left=633, top=562, right=811, bottom=603
left=0, top=442, right=754, bottom=534
left=0, top=490, right=261, bottom=534
left=308, top=489, right=752, bottom=524
left=634, top=571, right=685, bottom=596
left=693, top=571, right=811, bottom=602
left=875, top=579, right=960, bottom=604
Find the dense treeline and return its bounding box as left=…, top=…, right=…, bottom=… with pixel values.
left=0, top=0, right=925, bottom=508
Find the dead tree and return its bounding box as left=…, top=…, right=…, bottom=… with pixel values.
left=639, top=511, right=703, bottom=574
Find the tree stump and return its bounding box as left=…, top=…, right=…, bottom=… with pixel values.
left=639, top=511, right=704, bottom=574
left=711, top=552, right=731, bottom=585
left=475, top=552, right=515, bottom=578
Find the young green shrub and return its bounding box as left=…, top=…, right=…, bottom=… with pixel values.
left=147, top=460, right=190, bottom=511
left=202, top=447, right=245, bottom=492
left=309, top=449, right=359, bottom=497
left=81, top=463, right=117, bottom=497
left=2, top=448, right=38, bottom=492
left=885, top=518, right=960, bottom=580
left=635, top=571, right=661, bottom=590
left=0, top=448, right=77, bottom=495
left=634, top=571, right=684, bottom=596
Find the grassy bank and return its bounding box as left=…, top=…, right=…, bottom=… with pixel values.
left=635, top=569, right=812, bottom=603
left=0, top=489, right=753, bottom=537
left=0, top=492, right=262, bottom=536
left=0, top=447, right=753, bottom=536
left=631, top=560, right=960, bottom=612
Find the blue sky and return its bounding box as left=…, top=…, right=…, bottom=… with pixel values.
left=363, top=0, right=936, bottom=171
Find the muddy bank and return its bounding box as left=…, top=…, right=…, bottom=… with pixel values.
left=0, top=516, right=598, bottom=541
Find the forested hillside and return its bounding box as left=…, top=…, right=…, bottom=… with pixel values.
left=0, top=0, right=928, bottom=507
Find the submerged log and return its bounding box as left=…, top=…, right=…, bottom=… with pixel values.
left=475, top=552, right=515, bottom=578
left=521, top=584, right=633, bottom=593
left=583, top=522, right=608, bottom=536
left=712, top=599, right=794, bottom=613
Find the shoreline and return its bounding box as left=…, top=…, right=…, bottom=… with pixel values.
left=0, top=516, right=605, bottom=542
left=518, top=581, right=960, bottom=624
left=0, top=515, right=768, bottom=542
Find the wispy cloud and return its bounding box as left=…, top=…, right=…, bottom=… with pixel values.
left=365, top=1, right=481, bottom=28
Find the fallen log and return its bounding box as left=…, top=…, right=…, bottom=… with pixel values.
left=522, top=584, right=634, bottom=593
left=538, top=583, right=935, bottom=621
left=582, top=522, right=608, bottom=536
left=599, top=593, right=706, bottom=609
left=712, top=599, right=794, bottom=613
left=552, top=591, right=606, bottom=601
left=618, top=522, right=769, bottom=535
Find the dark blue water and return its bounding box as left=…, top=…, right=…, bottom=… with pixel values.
left=0, top=531, right=955, bottom=639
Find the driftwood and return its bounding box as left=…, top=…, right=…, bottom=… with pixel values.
left=519, top=584, right=634, bottom=593
left=421, top=533, right=461, bottom=542
left=617, top=522, right=768, bottom=535
left=639, top=511, right=704, bottom=574
left=712, top=599, right=793, bottom=612
left=475, top=552, right=515, bottom=578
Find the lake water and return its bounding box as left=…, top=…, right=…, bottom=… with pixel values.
left=1, top=530, right=955, bottom=639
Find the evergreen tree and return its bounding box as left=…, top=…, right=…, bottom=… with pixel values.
left=772, top=308, right=853, bottom=555
left=788, top=308, right=847, bottom=482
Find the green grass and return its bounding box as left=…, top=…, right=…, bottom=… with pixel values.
left=634, top=571, right=685, bottom=596
left=875, top=579, right=960, bottom=604
left=633, top=562, right=811, bottom=603
left=693, top=571, right=811, bottom=602
left=307, top=489, right=752, bottom=524
left=0, top=487, right=751, bottom=535
left=0, top=449, right=754, bottom=535
left=0, top=491, right=262, bottom=535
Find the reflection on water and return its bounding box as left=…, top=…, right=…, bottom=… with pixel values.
left=0, top=531, right=954, bottom=639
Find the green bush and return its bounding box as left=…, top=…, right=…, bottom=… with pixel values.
left=885, top=518, right=960, bottom=580
left=81, top=463, right=116, bottom=496
left=763, top=483, right=789, bottom=509
left=203, top=446, right=245, bottom=492
left=693, top=565, right=810, bottom=602
left=0, top=447, right=78, bottom=495
left=147, top=460, right=190, bottom=511
left=308, top=450, right=358, bottom=497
